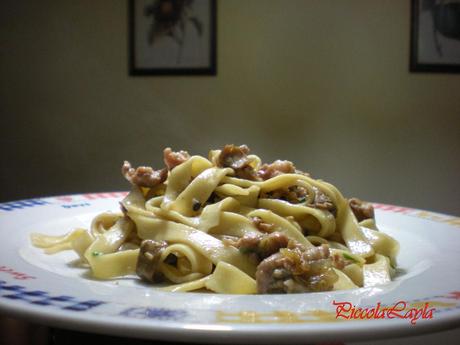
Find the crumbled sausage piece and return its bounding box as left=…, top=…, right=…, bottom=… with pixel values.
left=232, top=232, right=289, bottom=260
left=122, top=161, right=168, bottom=188
left=349, top=198, right=375, bottom=222
left=136, top=240, right=167, bottom=282
left=258, top=160, right=296, bottom=180
left=331, top=252, right=346, bottom=270
left=251, top=216, right=276, bottom=233
left=233, top=233, right=261, bottom=253
left=163, top=147, right=190, bottom=170
left=234, top=165, right=260, bottom=180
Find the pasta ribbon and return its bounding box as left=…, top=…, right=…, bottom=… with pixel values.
left=129, top=213, right=257, bottom=276
left=363, top=254, right=393, bottom=287
left=159, top=243, right=213, bottom=283
left=205, top=262, right=257, bottom=294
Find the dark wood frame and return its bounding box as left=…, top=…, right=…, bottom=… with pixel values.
left=128, top=0, right=217, bottom=76
left=410, top=0, right=460, bottom=73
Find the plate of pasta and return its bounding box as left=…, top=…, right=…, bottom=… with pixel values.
left=1, top=145, right=459, bottom=343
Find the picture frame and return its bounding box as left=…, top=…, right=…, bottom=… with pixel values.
left=410, top=0, right=460, bottom=73
left=129, top=0, right=217, bottom=76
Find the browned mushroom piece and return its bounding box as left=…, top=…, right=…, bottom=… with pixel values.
left=216, top=144, right=260, bottom=180
left=136, top=239, right=168, bottom=282
left=260, top=185, right=308, bottom=204
left=255, top=244, right=338, bottom=294
left=217, top=144, right=250, bottom=169
left=312, top=186, right=337, bottom=217
left=349, top=198, right=375, bottom=222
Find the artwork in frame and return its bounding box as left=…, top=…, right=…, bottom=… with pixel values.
left=129, top=0, right=217, bottom=76
left=410, top=0, right=460, bottom=73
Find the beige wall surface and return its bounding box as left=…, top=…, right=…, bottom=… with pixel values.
left=1, top=0, right=459, bottom=215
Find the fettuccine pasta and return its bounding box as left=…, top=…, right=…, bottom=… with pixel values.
left=31, top=145, right=399, bottom=294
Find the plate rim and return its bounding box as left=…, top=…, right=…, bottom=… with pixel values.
left=1, top=192, right=460, bottom=342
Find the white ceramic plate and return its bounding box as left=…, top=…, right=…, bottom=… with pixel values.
left=1, top=193, right=459, bottom=344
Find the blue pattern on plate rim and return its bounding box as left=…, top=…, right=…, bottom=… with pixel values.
left=120, top=307, right=188, bottom=321
left=0, top=279, right=188, bottom=321
left=0, top=280, right=105, bottom=311
left=0, top=199, right=50, bottom=212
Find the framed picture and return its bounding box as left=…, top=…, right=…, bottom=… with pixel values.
left=129, top=0, right=217, bottom=76
left=410, top=0, right=460, bottom=73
